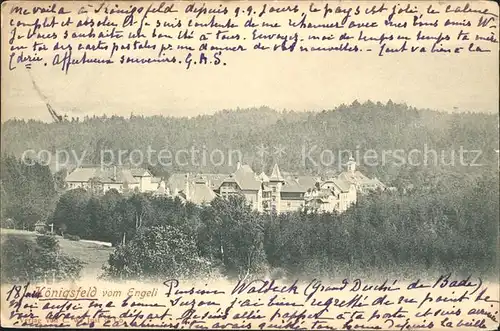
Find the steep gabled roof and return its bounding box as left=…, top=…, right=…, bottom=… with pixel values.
left=236, top=164, right=254, bottom=174
left=198, top=173, right=226, bottom=189
left=339, top=170, right=386, bottom=188
left=228, top=164, right=261, bottom=191
left=338, top=170, right=370, bottom=184
left=220, top=174, right=239, bottom=185
left=216, top=165, right=262, bottom=191
left=66, top=167, right=96, bottom=182
left=281, top=179, right=307, bottom=193
left=330, top=178, right=352, bottom=193
left=190, top=183, right=217, bottom=204
left=66, top=167, right=139, bottom=184
left=258, top=172, right=269, bottom=182
left=269, top=164, right=284, bottom=182
left=94, top=168, right=138, bottom=184
left=296, top=175, right=320, bottom=189
left=235, top=176, right=261, bottom=191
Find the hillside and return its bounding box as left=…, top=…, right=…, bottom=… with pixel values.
left=0, top=229, right=112, bottom=278
left=1, top=100, right=498, bottom=183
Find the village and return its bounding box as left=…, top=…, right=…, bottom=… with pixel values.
left=64, top=157, right=386, bottom=214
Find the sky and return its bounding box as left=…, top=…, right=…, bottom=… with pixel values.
left=1, top=1, right=499, bottom=122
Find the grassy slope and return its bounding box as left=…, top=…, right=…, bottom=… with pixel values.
left=0, top=229, right=113, bottom=278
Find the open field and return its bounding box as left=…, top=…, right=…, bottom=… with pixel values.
left=0, top=228, right=113, bottom=278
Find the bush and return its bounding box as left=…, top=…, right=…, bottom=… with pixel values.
left=37, top=227, right=47, bottom=234
left=103, top=225, right=214, bottom=281
left=36, top=235, right=58, bottom=250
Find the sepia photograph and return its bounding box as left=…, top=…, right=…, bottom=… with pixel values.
left=1, top=0, right=499, bottom=329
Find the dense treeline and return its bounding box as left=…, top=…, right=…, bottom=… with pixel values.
left=0, top=155, right=58, bottom=230
left=265, top=173, right=498, bottom=279
left=2, top=173, right=496, bottom=282
left=51, top=189, right=202, bottom=246
left=44, top=170, right=498, bottom=281
left=1, top=101, right=498, bottom=181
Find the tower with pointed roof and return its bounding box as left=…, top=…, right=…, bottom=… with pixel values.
left=270, top=163, right=284, bottom=181
left=268, top=163, right=285, bottom=213
left=347, top=155, right=356, bottom=173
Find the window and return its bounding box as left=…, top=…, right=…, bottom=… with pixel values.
left=287, top=202, right=291, bottom=207
left=272, top=187, right=276, bottom=192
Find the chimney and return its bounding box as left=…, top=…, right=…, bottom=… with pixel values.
left=236, top=161, right=241, bottom=170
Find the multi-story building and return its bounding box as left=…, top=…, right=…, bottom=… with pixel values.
left=305, top=177, right=357, bottom=213
left=165, top=158, right=383, bottom=214
left=130, top=168, right=160, bottom=192
left=219, top=164, right=263, bottom=211
left=338, top=157, right=386, bottom=193
left=166, top=163, right=264, bottom=210
left=66, top=158, right=384, bottom=213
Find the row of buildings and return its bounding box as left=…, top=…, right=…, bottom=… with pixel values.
left=65, top=166, right=160, bottom=194
left=64, top=158, right=386, bottom=214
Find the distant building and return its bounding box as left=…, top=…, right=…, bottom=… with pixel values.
left=188, top=176, right=218, bottom=205
left=130, top=168, right=161, bottom=192
left=338, top=157, right=386, bottom=194
left=279, top=177, right=307, bottom=213
left=65, top=166, right=161, bottom=194
left=166, top=163, right=263, bottom=210
left=304, top=189, right=338, bottom=213
left=67, top=159, right=383, bottom=214
left=305, top=177, right=357, bottom=213
left=165, top=158, right=382, bottom=214
left=219, top=163, right=263, bottom=210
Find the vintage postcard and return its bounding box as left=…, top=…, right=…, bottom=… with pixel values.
left=1, top=0, right=499, bottom=329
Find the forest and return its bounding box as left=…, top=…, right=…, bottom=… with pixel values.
left=1, top=100, right=498, bottom=179
left=0, top=101, right=498, bottom=281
